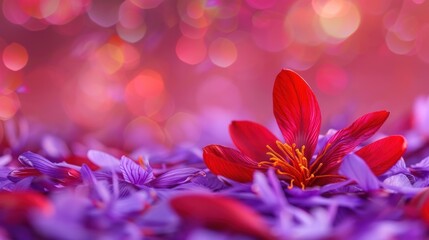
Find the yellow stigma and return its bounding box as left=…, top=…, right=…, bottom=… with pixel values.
left=258, top=141, right=323, bottom=189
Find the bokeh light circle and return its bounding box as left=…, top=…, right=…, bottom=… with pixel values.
left=131, top=70, right=165, bottom=99
left=87, top=0, right=121, bottom=27
left=2, top=43, right=29, bottom=71
left=393, top=16, right=420, bottom=42
left=17, top=0, right=59, bottom=19
left=176, top=36, right=207, bottom=65
left=0, top=93, right=20, bottom=120
left=318, top=0, right=361, bottom=40
left=285, top=2, right=322, bottom=46
left=44, top=0, right=88, bottom=25
left=385, top=31, right=414, bottom=55
left=125, top=69, right=167, bottom=117
left=116, top=23, right=147, bottom=43
left=2, top=0, right=30, bottom=25
left=180, top=21, right=208, bottom=39
left=312, top=0, right=344, bottom=18
left=94, top=41, right=125, bottom=74
left=119, top=0, right=144, bottom=29
left=208, top=38, right=237, bottom=67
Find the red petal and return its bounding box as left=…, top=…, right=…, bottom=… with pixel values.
left=203, top=145, right=258, bottom=182
left=315, top=111, right=389, bottom=174
left=8, top=167, right=42, bottom=179
left=409, top=189, right=429, bottom=225
left=356, top=135, right=407, bottom=176
left=0, top=191, right=53, bottom=223
left=229, top=121, right=278, bottom=163
left=65, top=155, right=100, bottom=170
left=273, top=69, right=321, bottom=160
left=170, top=193, right=275, bottom=239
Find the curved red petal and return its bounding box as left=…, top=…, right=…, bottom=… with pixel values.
left=170, top=193, right=275, bottom=239
left=315, top=111, right=389, bottom=174
left=273, top=69, right=321, bottom=160
left=229, top=121, right=278, bottom=163
left=356, top=135, right=407, bottom=176
left=203, top=145, right=258, bottom=183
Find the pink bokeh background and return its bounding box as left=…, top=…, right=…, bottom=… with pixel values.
left=0, top=0, right=428, bottom=150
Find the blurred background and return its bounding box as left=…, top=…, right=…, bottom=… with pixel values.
left=0, top=0, right=428, bottom=152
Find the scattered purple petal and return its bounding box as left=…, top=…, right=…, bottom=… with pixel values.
left=340, top=154, right=380, bottom=191
left=87, top=150, right=120, bottom=169
left=120, top=156, right=154, bottom=186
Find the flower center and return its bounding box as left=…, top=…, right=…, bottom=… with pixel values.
left=258, top=141, right=325, bottom=189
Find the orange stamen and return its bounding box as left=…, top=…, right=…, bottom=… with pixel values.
left=261, top=141, right=325, bottom=189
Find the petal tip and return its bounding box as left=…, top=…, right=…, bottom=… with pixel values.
left=202, top=144, right=218, bottom=154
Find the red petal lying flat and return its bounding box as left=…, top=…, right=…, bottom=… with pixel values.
left=8, top=167, right=42, bottom=180
left=273, top=69, right=321, bottom=160
left=0, top=191, right=53, bottom=223
left=203, top=145, right=258, bottom=182
left=229, top=121, right=278, bottom=163
left=170, top=193, right=276, bottom=240
left=356, top=135, right=407, bottom=176
left=315, top=111, right=389, bottom=174
left=409, top=189, right=429, bottom=225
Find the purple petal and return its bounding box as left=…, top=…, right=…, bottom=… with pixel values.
left=314, top=129, right=337, bottom=155
left=252, top=169, right=288, bottom=209
left=111, top=191, right=150, bottom=218
left=384, top=158, right=410, bottom=176
left=41, top=135, right=70, bottom=159
left=339, top=154, right=380, bottom=191
left=381, top=174, right=423, bottom=195
left=191, top=172, right=228, bottom=191
left=80, top=164, right=97, bottom=187
left=87, top=150, right=120, bottom=169
left=149, top=168, right=206, bottom=188
left=80, top=164, right=111, bottom=203
left=0, top=154, right=12, bottom=166
left=13, top=177, right=34, bottom=191
left=383, top=174, right=412, bottom=188
left=18, top=152, right=80, bottom=181
left=120, top=156, right=154, bottom=186
left=411, top=156, right=429, bottom=173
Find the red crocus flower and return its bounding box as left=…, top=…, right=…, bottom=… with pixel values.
left=203, top=69, right=406, bottom=189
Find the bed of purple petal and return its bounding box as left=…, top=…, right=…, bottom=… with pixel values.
left=1, top=89, right=429, bottom=240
